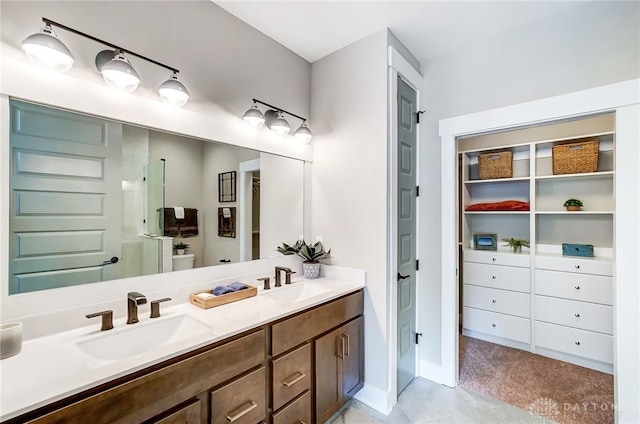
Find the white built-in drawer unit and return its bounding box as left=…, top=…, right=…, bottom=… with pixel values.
left=464, top=250, right=530, bottom=268
left=464, top=285, right=530, bottom=318
left=535, top=296, right=613, bottom=334
left=535, top=269, right=613, bottom=305
left=535, top=321, right=613, bottom=364
left=463, top=262, right=530, bottom=293
left=463, top=307, right=530, bottom=344
left=535, top=255, right=613, bottom=277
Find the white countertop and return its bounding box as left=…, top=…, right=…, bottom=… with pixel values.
left=0, top=275, right=365, bottom=421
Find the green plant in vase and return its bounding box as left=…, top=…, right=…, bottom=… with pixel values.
left=563, top=198, right=583, bottom=211
left=502, top=238, right=529, bottom=253
left=173, top=241, right=190, bottom=255
left=277, top=240, right=332, bottom=279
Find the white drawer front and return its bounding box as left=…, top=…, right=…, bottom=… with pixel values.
left=535, top=296, right=613, bottom=334
left=464, top=250, right=530, bottom=268
left=535, top=269, right=612, bottom=305
left=464, top=285, right=530, bottom=318
left=463, top=307, right=530, bottom=344
left=535, top=255, right=613, bottom=276
left=463, top=262, right=530, bottom=293
left=535, top=322, right=612, bottom=364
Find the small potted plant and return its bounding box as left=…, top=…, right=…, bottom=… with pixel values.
left=277, top=240, right=331, bottom=279
left=502, top=238, right=530, bottom=254
left=563, top=198, right=583, bottom=211
left=173, top=241, right=190, bottom=255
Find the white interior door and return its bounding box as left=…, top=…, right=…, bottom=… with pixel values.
left=397, top=76, right=418, bottom=393
left=9, top=100, right=122, bottom=293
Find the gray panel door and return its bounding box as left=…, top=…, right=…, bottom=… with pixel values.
left=9, top=100, right=122, bottom=293
left=397, top=77, right=418, bottom=393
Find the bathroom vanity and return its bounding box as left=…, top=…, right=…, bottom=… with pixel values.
left=0, top=275, right=365, bottom=424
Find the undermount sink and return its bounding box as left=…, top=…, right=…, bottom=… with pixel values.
left=262, top=281, right=332, bottom=304
left=76, top=314, right=211, bottom=361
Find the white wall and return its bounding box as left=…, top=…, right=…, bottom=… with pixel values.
left=311, top=28, right=392, bottom=410
left=418, top=0, right=640, bottom=378
left=0, top=1, right=312, bottom=321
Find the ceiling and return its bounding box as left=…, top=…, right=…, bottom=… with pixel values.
left=215, top=1, right=590, bottom=65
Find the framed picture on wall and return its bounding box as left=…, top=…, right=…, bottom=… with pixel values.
left=218, top=171, right=236, bottom=202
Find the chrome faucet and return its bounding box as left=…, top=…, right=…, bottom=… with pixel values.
left=275, top=266, right=296, bottom=287
left=127, top=292, right=147, bottom=324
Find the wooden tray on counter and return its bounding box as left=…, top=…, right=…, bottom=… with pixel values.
left=190, top=283, right=257, bottom=309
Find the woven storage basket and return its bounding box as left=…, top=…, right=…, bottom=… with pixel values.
left=552, top=140, right=599, bottom=175
left=478, top=151, right=513, bottom=179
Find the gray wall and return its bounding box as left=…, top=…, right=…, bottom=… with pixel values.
left=418, top=0, right=640, bottom=369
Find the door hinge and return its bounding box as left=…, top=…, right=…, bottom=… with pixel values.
left=415, top=332, right=423, bottom=344
left=416, top=259, right=419, bottom=271
left=416, top=186, right=419, bottom=197
left=416, top=110, right=425, bottom=124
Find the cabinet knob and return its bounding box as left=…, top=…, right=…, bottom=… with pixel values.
left=575, top=341, right=581, bottom=345
left=491, top=299, right=497, bottom=303
left=574, top=285, right=580, bottom=290
left=492, top=275, right=497, bottom=280
left=492, top=258, right=497, bottom=262
left=574, top=313, right=580, bottom=318
left=492, top=323, right=497, bottom=328
left=575, top=265, right=580, bottom=269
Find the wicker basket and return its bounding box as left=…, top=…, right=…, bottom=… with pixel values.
left=478, top=151, right=513, bottom=179
left=552, top=140, right=599, bottom=175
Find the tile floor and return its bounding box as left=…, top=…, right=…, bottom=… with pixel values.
left=329, top=377, right=553, bottom=424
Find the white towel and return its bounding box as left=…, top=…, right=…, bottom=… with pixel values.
left=174, top=207, right=185, bottom=220
left=222, top=207, right=231, bottom=218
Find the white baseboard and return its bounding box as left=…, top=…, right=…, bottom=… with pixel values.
left=353, top=383, right=394, bottom=416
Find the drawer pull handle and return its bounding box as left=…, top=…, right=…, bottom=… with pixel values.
left=297, top=421, right=307, bottom=424
left=575, top=265, right=580, bottom=269
left=574, top=285, right=580, bottom=290
left=491, top=299, right=496, bottom=303
left=574, top=313, right=580, bottom=317
left=575, top=341, right=581, bottom=345
left=283, top=371, right=306, bottom=387
left=225, top=401, right=258, bottom=422
left=492, top=323, right=496, bottom=328
left=492, top=276, right=496, bottom=280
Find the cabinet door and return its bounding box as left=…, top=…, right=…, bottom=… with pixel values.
left=315, top=326, right=343, bottom=424
left=341, top=316, right=364, bottom=400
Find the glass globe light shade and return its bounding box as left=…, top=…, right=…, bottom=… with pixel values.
left=158, top=73, right=190, bottom=107
left=21, top=25, right=74, bottom=72
left=242, top=104, right=265, bottom=129
left=100, top=52, right=140, bottom=93
left=270, top=112, right=290, bottom=136
left=294, top=122, right=313, bottom=143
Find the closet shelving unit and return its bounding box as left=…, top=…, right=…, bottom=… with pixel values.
left=458, top=113, right=615, bottom=373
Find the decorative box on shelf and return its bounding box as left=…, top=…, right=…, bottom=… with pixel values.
left=552, top=140, right=599, bottom=175
left=190, top=283, right=257, bottom=309
left=478, top=151, right=513, bottom=179
left=562, top=243, right=594, bottom=257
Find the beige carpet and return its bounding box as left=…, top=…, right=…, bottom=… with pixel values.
left=459, top=335, right=614, bottom=424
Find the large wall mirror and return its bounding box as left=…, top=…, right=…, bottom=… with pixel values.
left=7, top=100, right=304, bottom=294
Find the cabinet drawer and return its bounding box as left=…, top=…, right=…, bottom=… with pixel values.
left=463, top=285, right=530, bottom=318
left=272, top=391, right=311, bottom=424
left=463, top=307, right=530, bottom=344
left=535, top=296, right=612, bottom=334
left=463, top=262, right=530, bottom=293
left=211, top=367, right=266, bottom=424
left=272, top=290, right=363, bottom=356
left=464, top=250, right=530, bottom=268
left=150, top=399, right=201, bottom=424
left=535, top=255, right=613, bottom=276
left=534, top=269, right=612, bottom=305
left=272, top=343, right=311, bottom=411
left=535, top=322, right=613, bottom=364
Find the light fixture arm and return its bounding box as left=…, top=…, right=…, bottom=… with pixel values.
left=41, top=17, right=179, bottom=74
left=252, top=98, right=307, bottom=123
